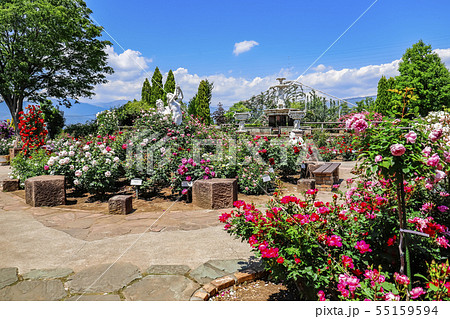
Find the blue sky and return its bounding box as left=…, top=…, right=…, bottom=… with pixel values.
left=82, top=0, right=450, bottom=106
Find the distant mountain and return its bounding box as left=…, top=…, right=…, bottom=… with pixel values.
left=91, top=100, right=129, bottom=109
left=0, top=100, right=112, bottom=126
left=343, top=95, right=376, bottom=106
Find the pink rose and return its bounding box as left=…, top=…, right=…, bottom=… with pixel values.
left=181, top=189, right=188, bottom=195
left=390, top=144, right=406, bottom=156
left=422, top=146, right=431, bottom=157
left=405, top=131, right=417, bottom=143
left=44, top=165, right=49, bottom=171
left=374, top=155, right=383, bottom=163
left=426, top=153, right=440, bottom=167
left=434, top=170, right=446, bottom=183
left=443, top=151, right=450, bottom=163
left=429, top=129, right=443, bottom=142
left=352, top=119, right=368, bottom=133
left=410, top=287, right=425, bottom=300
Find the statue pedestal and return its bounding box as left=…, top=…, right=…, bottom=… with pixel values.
left=264, top=108, right=294, bottom=127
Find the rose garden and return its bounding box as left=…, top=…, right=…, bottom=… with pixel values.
left=0, top=1, right=449, bottom=303
left=0, top=83, right=449, bottom=301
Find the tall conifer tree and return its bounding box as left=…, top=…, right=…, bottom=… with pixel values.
left=141, top=78, right=151, bottom=104
left=149, top=67, right=164, bottom=108
left=196, top=80, right=213, bottom=124
left=163, top=70, right=176, bottom=104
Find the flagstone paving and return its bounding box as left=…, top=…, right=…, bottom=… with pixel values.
left=0, top=162, right=358, bottom=300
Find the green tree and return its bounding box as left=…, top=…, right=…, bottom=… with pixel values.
left=195, top=80, right=213, bottom=124
left=115, top=99, right=151, bottom=126
left=141, top=78, right=151, bottom=104
left=396, top=40, right=450, bottom=117
left=149, top=67, right=164, bottom=108
left=163, top=70, right=176, bottom=104
left=0, top=0, right=113, bottom=135
left=224, top=101, right=250, bottom=123
left=375, top=76, right=390, bottom=115
left=212, top=103, right=227, bottom=125
left=40, top=100, right=65, bottom=139
left=187, top=94, right=198, bottom=117
left=355, top=97, right=376, bottom=113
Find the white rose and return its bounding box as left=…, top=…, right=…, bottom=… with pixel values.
left=69, top=151, right=75, bottom=157
left=105, top=158, right=111, bottom=164
left=91, top=160, right=97, bottom=166
left=75, top=170, right=82, bottom=177
left=83, top=145, right=90, bottom=151
left=69, top=165, right=74, bottom=170
left=74, top=179, right=80, bottom=186
left=82, top=165, right=89, bottom=172
left=105, top=171, right=111, bottom=177
left=113, top=157, right=120, bottom=163
left=102, top=149, right=108, bottom=155
left=85, top=152, right=91, bottom=158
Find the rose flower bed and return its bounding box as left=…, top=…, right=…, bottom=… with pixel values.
left=220, top=110, right=449, bottom=301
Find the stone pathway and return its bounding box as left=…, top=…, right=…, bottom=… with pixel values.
left=0, top=162, right=357, bottom=301
left=0, top=259, right=262, bottom=301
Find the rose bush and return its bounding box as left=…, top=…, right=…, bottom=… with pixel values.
left=18, top=105, right=48, bottom=156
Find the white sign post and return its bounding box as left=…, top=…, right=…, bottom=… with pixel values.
left=130, top=178, right=143, bottom=199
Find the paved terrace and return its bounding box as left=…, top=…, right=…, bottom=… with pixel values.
left=0, top=162, right=357, bottom=300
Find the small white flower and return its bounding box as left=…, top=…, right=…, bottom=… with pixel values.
left=74, top=179, right=80, bottom=186
left=82, top=165, right=89, bottom=172
left=69, top=151, right=75, bottom=157
left=105, top=158, right=111, bottom=164
left=75, top=170, right=82, bottom=177
left=91, top=160, right=97, bottom=165
left=105, top=171, right=111, bottom=177
left=113, top=157, right=120, bottom=163
left=85, top=152, right=91, bottom=158
left=102, top=149, right=108, bottom=155
left=83, top=145, right=90, bottom=151
left=69, top=165, right=74, bottom=170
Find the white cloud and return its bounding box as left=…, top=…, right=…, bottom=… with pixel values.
left=81, top=46, right=152, bottom=103
left=311, top=64, right=333, bottom=72
left=434, top=48, right=450, bottom=67
left=84, top=46, right=450, bottom=107
left=233, top=40, right=259, bottom=56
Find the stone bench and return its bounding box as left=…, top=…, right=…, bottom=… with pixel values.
left=25, top=175, right=66, bottom=207
left=192, top=178, right=237, bottom=210
left=312, top=163, right=340, bottom=187
left=108, top=195, right=133, bottom=215
left=0, top=179, right=19, bottom=192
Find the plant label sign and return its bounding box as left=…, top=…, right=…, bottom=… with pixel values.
left=181, top=181, right=193, bottom=187
left=262, top=175, right=271, bottom=182
left=268, top=167, right=274, bottom=173
left=130, top=178, right=143, bottom=186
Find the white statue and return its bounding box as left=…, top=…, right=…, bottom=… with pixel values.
left=156, top=99, right=167, bottom=114
left=167, top=85, right=183, bottom=125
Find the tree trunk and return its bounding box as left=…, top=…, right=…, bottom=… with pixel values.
left=4, top=95, right=24, bottom=139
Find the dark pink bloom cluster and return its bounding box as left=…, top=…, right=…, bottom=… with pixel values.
left=394, top=272, right=410, bottom=286
left=326, top=235, right=343, bottom=247
left=355, top=240, right=372, bottom=254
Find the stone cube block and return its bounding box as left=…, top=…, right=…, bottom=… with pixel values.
left=192, top=178, right=237, bottom=210
left=108, top=195, right=133, bottom=215
left=0, top=179, right=19, bottom=192
left=297, top=179, right=316, bottom=192
left=25, top=175, right=65, bottom=207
